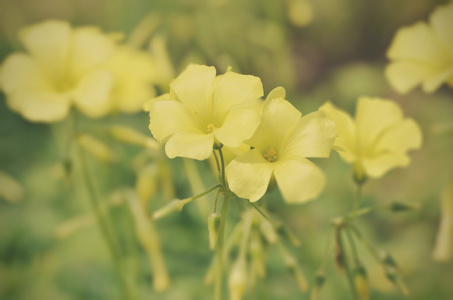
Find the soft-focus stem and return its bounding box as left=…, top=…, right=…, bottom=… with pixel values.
left=352, top=183, right=363, bottom=218
left=218, top=148, right=227, bottom=187
left=215, top=191, right=231, bottom=300
left=73, top=117, right=134, bottom=300
left=337, top=226, right=359, bottom=300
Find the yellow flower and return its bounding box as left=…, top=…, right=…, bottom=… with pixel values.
left=226, top=87, right=336, bottom=203
left=0, top=20, right=117, bottom=122
left=385, top=3, right=453, bottom=94
left=319, top=97, right=422, bottom=180
left=146, top=64, right=263, bottom=160
left=106, top=37, right=174, bottom=113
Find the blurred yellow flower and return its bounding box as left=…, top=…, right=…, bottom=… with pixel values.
left=385, top=3, right=453, bottom=94
left=226, top=87, right=336, bottom=203
left=0, top=20, right=116, bottom=122
left=146, top=64, right=263, bottom=160
left=319, top=97, right=422, bottom=180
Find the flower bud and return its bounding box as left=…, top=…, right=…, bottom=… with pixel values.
left=433, top=183, right=453, bottom=261
left=77, top=133, right=116, bottom=163
left=110, top=125, right=160, bottom=150
left=208, top=211, right=221, bottom=249
left=250, top=229, right=265, bottom=277
left=152, top=199, right=184, bottom=220
left=382, top=252, right=409, bottom=296
left=228, top=257, right=248, bottom=300
left=389, top=201, right=420, bottom=212
left=260, top=218, right=278, bottom=244
left=0, top=171, right=24, bottom=203
left=281, top=247, right=308, bottom=292
left=310, top=272, right=326, bottom=300
left=135, top=164, right=159, bottom=205
left=353, top=266, right=369, bottom=300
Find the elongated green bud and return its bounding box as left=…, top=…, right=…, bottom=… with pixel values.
left=310, top=272, right=326, bottom=300
left=390, top=201, right=420, bottom=212
left=382, top=252, right=409, bottom=296
left=208, top=211, right=221, bottom=249
left=353, top=266, right=369, bottom=300
left=110, top=125, right=160, bottom=150
left=153, top=199, right=184, bottom=220
left=281, top=246, right=308, bottom=291
left=77, top=133, right=116, bottom=163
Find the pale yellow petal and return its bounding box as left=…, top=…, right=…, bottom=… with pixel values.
left=226, top=149, right=273, bottom=202
left=356, top=97, right=403, bottom=152
left=387, top=22, right=449, bottom=67
left=165, top=130, right=214, bottom=160
left=247, top=98, right=301, bottom=151
left=361, top=153, right=410, bottom=178
left=430, top=2, right=453, bottom=53
left=70, top=26, right=116, bottom=77
left=214, top=107, right=260, bottom=148
left=0, top=53, right=53, bottom=93
left=6, top=91, right=71, bottom=122
left=319, top=101, right=356, bottom=157
left=385, top=61, right=434, bottom=94
left=170, top=64, right=216, bottom=116
left=283, top=111, right=336, bottom=158
left=73, top=69, right=114, bottom=118
left=148, top=100, right=195, bottom=143
left=211, top=71, right=263, bottom=119
left=19, top=20, right=71, bottom=79
left=265, top=86, right=286, bottom=101
left=375, top=119, right=422, bottom=154
left=107, top=46, right=158, bottom=113
left=422, top=68, right=453, bottom=93
left=274, top=158, right=325, bottom=204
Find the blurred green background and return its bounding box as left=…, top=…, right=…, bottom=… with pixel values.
left=0, top=0, right=452, bottom=299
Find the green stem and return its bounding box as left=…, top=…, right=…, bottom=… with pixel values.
left=345, top=226, right=360, bottom=267
left=213, top=150, right=222, bottom=183
left=249, top=202, right=278, bottom=228
left=348, top=224, right=381, bottom=263
left=73, top=121, right=133, bottom=300
left=337, top=226, right=359, bottom=300
left=218, top=148, right=227, bottom=187
left=352, top=183, right=363, bottom=217
left=215, top=191, right=231, bottom=300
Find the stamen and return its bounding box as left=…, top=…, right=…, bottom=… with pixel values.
left=263, top=148, right=277, bottom=162
left=207, top=123, right=216, bottom=134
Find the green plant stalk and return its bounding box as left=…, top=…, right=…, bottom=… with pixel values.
left=352, top=183, right=363, bottom=218
left=215, top=191, right=231, bottom=300
left=74, top=134, right=134, bottom=300
left=337, top=226, right=359, bottom=300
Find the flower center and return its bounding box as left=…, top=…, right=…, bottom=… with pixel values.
left=207, top=123, right=216, bottom=134
left=262, top=148, right=277, bottom=162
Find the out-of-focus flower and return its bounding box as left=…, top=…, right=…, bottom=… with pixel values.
left=0, top=20, right=116, bottom=122
left=433, top=182, right=453, bottom=262
left=226, top=87, right=336, bottom=203
left=0, top=20, right=173, bottom=122
left=319, top=97, right=422, bottom=180
left=146, top=64, right=263, bottom=160
left=385, top=3, right=453, bottom=94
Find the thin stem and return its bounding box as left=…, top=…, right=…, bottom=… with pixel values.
left=218, top=148, right=227, bottom=187
left=348, top=224, right=381, bottom=263
left=248, top=202, right=278, bottom=228
left=215, top=191, right=231, bottom=300
left=213, top=189, right=221, bottom=212
left=73, top=116, right=133, bottom=300
left=345, top=226, right=360, bottom=267
left=319, top=227, right=334, bottom=273
left=352, top=183, right=363, bottom=216
left=213, top=150, right=222, bottom=183
left=181, top=184, right=222, bottom=206
left=337, top=226, right=359, bottom=300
